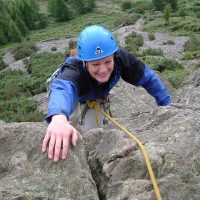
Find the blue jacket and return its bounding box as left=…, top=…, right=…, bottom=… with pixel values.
left=46, top=49, right=171, bottom=123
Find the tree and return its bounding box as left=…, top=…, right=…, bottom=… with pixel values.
left=152, top=0, right=177, bottom=11
left=48, top=0, right=73, bottom=21
left=152, top=0, right=164, bottom=11
left=6, top=1, right=29, bottom=36
left=0, top=0, right=22, bottom=44
left=48, top=0, right=56, bottom=16
left=166, top=0, right=178, bottom=11
left=163, top=4, right=172, bottom=24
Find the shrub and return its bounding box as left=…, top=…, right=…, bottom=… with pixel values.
left=152, top=58, right=183, bottom=72
left=132, top=0, right=152, bottom=14
left=148, top=33, right=155, bottom=40
left=141, top=57, right=161, bottom=68
left=178, top=8, right=187, bottom=17
left=195, top=62, right=200, bottom=68
left=162, top=40, right=175, bottom=45
left=48, top=0, right=73, bottom=21
left=0, top=55, right=7, bottom=71
left=26, top=52, right=64, bottom=95
left=140, top=48, right=164, bottom=56
left=182, top=22, right=200, bottom=34
left=181, top=51, right=200, bottom=60
left=121, top=1, right=133, bottom=11
left=196, top=11, right=200, bottom=18
left=51, top=47, right=57, bottom=51
left=114, top=14, right=139, bottom=26
left=152, top=0, right=164, bottom=11
left=0, top=70, right=31, bottom=99
left=163, top=4, right=172, bottom=24
left=12, top=43, right=38, bottom=60
left=125, top=32, right=144, bottom=53
left=184, top=35, right=200, bottom=52
left=0, top=96, right=44, bottom=122
left=163, top=69, right=189, bottom=88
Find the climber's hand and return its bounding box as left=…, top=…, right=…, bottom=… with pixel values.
left=42, top=115, right=78, bottom=161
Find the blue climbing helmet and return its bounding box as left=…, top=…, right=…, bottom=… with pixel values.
left=77, top=25, right=119, bottom=61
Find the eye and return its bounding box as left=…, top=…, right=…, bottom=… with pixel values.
left=92, top=63, right=100, bottom=67
left=105, top=60, right=112, bottom=64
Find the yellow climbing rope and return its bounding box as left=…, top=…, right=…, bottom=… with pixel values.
left=88, top=101, right=162, bottom=200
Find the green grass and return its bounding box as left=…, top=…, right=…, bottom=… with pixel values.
left=143, top=16, right=200, bottom=36
left=36, top=0, right=48, bottom=14
left=28, top=12, right=118, bottom=42
left=163, top=69, right=189, bottom=89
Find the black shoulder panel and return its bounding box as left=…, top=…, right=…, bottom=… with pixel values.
left=114, top=49, right=145, bottom=85
left=57, top=60, right=91, bottom=95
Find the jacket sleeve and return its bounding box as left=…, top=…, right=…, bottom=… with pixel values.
left=45, top=78, right=78, bottom=123
left=137, top=64, right=172, bottom=106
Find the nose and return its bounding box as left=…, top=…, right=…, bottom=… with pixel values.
left=99, top=64, right=108, bottom=73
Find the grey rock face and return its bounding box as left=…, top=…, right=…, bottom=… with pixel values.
left=0, top=123, right=99, bottom=200
left=82, top=69, right=200, bottom=200
left=1, top=69, right=200, bottom=199
left=174, top=68, right=200, bottom=107
left=83, top=106, right=200, bottom=200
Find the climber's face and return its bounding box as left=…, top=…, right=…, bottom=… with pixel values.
left=86, top=55, right=114, bottom=83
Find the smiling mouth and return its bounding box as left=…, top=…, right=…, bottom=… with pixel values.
left=97, top=74, right=107, bottom=78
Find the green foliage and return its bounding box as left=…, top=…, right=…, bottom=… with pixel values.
left=0, top=0, right=48, bottom=46
left=0, top=70, right=31, bottom=99
left=184, top=35, right=200, bottom=52
left=121, top=1, right=133, bottom=11
left=26, top=52, right=64, bottom=95
left=142, top=56, right=187, bottom=88
left=132, top=0, right=152, bottom=14
left=196, top=11, right=200, bottom=18
left=139, top=48, right=164, bottom=56
left=181, top=51, right=200, bottom=60
left=152, top=58, right=184, bottom=72
left=178, top=8, right=187, bottom=17
left=48, top=0, right=95, bottom=21
left=166, top=0, right=178, bottom=11
left=0, top=52, right=63, bottom=122
left=50, top=0, right=73, bottom=22
left=152, top=0, right=164, bottom=11
left=125, top=32, right=144, bottom=54
left=143, top=17, right=200, bottom=36
left=195, top=62, right=200, bottom=68
left=0, top=2, right=23, bottom=45
left=37, top=12, right=49, bottom=29
left=163, top=69, right=189, bottom=88
left=12, top=43, right=38, bottom=60
left=114, top=14, right=139, bottom=26
left=0, top=55, right=7, bottom=71
left=163, top=4, right=172, bottom=24
left=17, top=0, right=42, bottom=30
left=72, top=0, right=96, bottom=14
left=152, top=0, right=177, bottom=11
left=148, top=33, right=155, bottom=40
left=162, top=40, right=175, bottom=45
left=0, top=96, right=44, bottom=122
